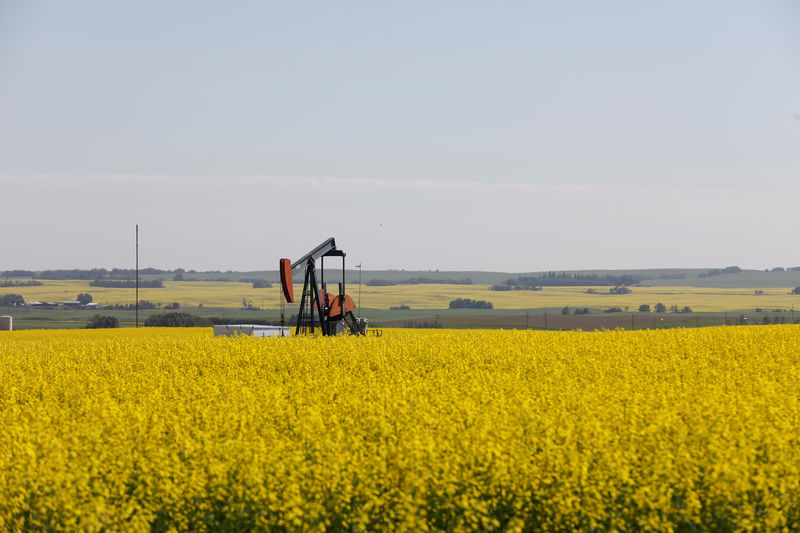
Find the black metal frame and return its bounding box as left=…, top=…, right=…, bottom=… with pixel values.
left=292, top=238, right=366, bottom=336
left=295, top=249, right=361, bottom=336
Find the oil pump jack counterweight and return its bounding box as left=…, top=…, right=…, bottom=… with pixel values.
left=280, top=238, right=367, bottom=336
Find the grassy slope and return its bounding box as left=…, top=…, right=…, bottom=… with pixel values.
left=7, top=267, right=800, bottom=287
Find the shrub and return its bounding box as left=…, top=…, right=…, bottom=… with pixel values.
left=144, top=313, right=210, bottom=327
left=403, top=320, right=442, bottom=329
left=609, top=286, right=632, bottom=295
left=86, top=315, right=119, bottom=329
left=638, top=304, right=651, bottom=312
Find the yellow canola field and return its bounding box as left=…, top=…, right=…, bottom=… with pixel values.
left=3, top=280, right=800, bottom=311
left=2, top=326, right=800, bottom=531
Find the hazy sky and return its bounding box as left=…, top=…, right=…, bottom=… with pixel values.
left=1, top=1, right=799, bottom=271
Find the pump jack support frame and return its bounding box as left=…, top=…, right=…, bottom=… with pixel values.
left=288, top=238, right=364, bottom=336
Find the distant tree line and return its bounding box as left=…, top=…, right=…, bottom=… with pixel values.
left=89, top=280, right=164, bottom=288
left=238, top=278, right=273, bottom=288
left=367, top=277, right=472, bottom=287
left=586, top=286, right=632, bottom=295
left=103, top=300, right=159, bottom=310
left=636, top=303, right=692, bottom=313
left=145, top=312, right=209, bottom=327
left=562, top=307, right=591, bottom=315
left=494, top=272, right=640, bottom=289
left=403, top=320, right=442, bottom=329
left=209, top=316, right=296, bottom=326
left=490, top=284, right=542, bottom=292
left=0, top=280, right=42, bottom=287
left=28, top=268, right=170, bottom=280
left=2, top=270, right=37, bottom=277
left=449, top=298, right=493, bottom=310
left=143, top=313, right=298, bottom=327
left=389, top=305, right=411, bottom=310
left=86, top=315, right=119, bottom=329
left=0, top=268, right=249, bottom=281
left=698, top=266, right=741, bottom=278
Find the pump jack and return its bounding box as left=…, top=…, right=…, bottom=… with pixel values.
left=280, top=238, right=366, bottom=336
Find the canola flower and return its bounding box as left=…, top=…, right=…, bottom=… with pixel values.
left=1, top=326, right=799, bottom=531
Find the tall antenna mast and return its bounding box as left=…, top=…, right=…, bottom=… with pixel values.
left=135, top=224, right=139, bottom=328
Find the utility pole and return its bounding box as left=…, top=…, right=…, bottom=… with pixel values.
left=525, top=311, right=529, bottom=330
left=135, top=224, right=139, bottom=328
left=358, top=264, right=362, bottom=312
left=544, top=310, right=547, bottom=330
left=631, top=313, right=634, bottom=331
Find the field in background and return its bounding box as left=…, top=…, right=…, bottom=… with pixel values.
left=3, top=280, right=800, bottom=312
left=2, top=326, right=799, bottom=530
left=3, top=279, right=800, bottom=330
left=124, top=267, right=800, bottom=288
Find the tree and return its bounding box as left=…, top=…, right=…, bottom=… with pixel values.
left=654, top=303, right=667, bottom=313
left=448, top=298, right=493, bottom=310
left=173, top=272, right=185, bottom=281
left=561, top=306, right=570, bottom=315
left=680, top=306, right=692, bottom=313
left=76, top=293, right=93, bottom=305
left=792, top=287, right=800, bottom=295
left=638, top=304, right=650, bottom=312
left=0, top=294, right=24, bottom=306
